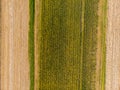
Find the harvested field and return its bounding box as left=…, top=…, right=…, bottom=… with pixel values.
left=106, top=0, right=120, bottom=90
left=1, top=0, right=30, bottom=90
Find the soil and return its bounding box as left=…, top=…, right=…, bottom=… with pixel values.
left=1, top=0, right=30, bottom=90
left=106, top=0, right=120, bottom=90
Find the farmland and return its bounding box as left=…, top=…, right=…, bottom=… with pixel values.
left=0, top=0, right=120, bottom=90
left=29, top=0, right=35, bottom=90
left=33, top=0, right=107, bottom=90
left=0, top=0, right=108, bottom=90
left=106, top=0, right=120, bottom=90
left=1, top=0, right=30, bottom=90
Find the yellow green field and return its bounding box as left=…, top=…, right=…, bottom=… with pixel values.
left=29, top=0, right=107, bottom=90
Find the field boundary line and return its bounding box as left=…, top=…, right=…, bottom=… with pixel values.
left=80, top=0, right=85, bottom=90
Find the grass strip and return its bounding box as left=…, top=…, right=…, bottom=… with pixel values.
left=82, top=0, right=99, bottom=89
left=29, top=0, right=35, bottom=90
left=101, top=0, right=107, bottom=89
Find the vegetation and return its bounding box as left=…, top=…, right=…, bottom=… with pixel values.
left=101, top=0, right=107, bottom=89
left=29, top=0, right=107, bottom=90
left=38, top=0, right=83, bottom=89
left=29, top=0, right=35, bottom=90
left=82, top=0, right=99, bottom=89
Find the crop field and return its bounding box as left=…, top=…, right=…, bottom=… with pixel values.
left=3, top=0, right=120, bottom=90
left=29, top=0, right=107, bottom=90
left=29, top=0, right=35, bottom=90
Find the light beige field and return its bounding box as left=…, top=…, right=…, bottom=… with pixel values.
left=106, top=0, right=120, bottom=90
left=1, top=0, right=30, bottom=90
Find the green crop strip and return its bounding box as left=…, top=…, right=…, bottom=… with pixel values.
left=39, top=0, right=83, bottom=89
left=34, top=0, right=107, bottom=90
left=82, top=0, right=99, bottom=89
left=101, top=0, right=107, bottom=90
left=29, top=0, right=35, bottom=90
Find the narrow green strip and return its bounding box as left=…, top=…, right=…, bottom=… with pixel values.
left=101, top=0, right=107, bottom=89
left=82, top=0, right=99, bottom=89
left=80, top=0, right=85, bottom=89
left=29, top=0, right=35, bottom=90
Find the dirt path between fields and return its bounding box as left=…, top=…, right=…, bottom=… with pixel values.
left=1, top=0, right=30, bottom=90
left=106, top=0, right=120, bottom=90
left=34, top=0, right=42, bottom=90
left=96, top=0, right=103, bottom=90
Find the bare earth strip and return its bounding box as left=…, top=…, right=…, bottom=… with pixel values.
left=1, top=0, right=30, bottom=90
left=34, top=0, right=42, bottom=90
left=96, top=0, right=102, bottom=90
left=106, top=0, right=120, bottom=90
